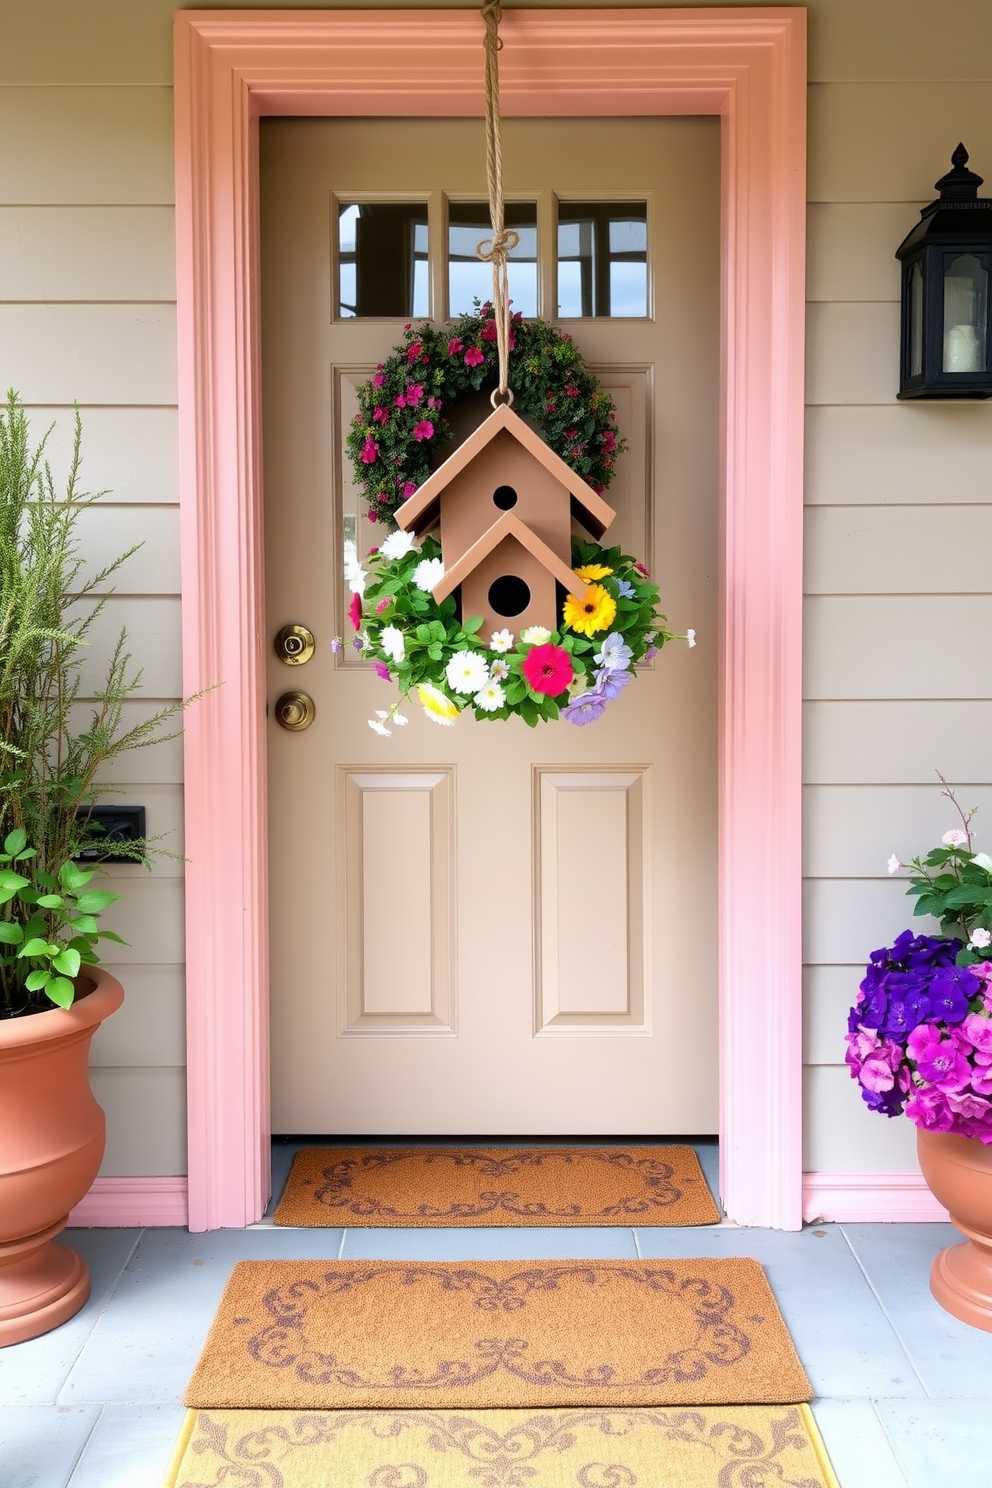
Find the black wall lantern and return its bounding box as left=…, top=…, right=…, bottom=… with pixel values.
left=896, top=144, right=992, bottom=399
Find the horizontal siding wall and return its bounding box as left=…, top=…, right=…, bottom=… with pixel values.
left=803, top=20, right=992, bottom=1173
left=6, top=0, right=992, bottom=1195
left=0, top=69, right=183, bottom=1177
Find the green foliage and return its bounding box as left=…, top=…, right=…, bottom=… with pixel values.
left=345, top=305, right=626, bottom=527
left=897, top=781, right=992, bottom=967
left=0, top=392, right=194, bottom=1014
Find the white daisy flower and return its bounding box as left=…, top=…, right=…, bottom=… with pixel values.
left=368, top=718, right=391, bottom=736
left=474, top=680, right=506, bottom=713
left=349, top=566, right=369, bottom=595
left=392, top=712, right=409, bottom=727
left=490, top=629, right=514, bottom=653
left=413, top=557, right=445, bottom=592
left=379, top=529, right=417, bottom=561
left=445, top=650, right=489, bottom=695
left=380, top=625, right=405, bottom=664
left=489, top=658, right=510, bottom=682
left=520, top=625, right=551, bottom=645
left=686, top=628, right=696, bottom=648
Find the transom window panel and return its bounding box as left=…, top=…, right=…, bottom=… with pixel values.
left=448, top=201, right=538, bottom=318
left=557, top=202, right=648, bottom=318
left=337, top=202, right=429, bottom=319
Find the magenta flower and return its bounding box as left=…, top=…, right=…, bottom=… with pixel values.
left=348, top=592, right=362, bottom=630
left=372, top=373, right=386, bottom=388
left=859, top=1055, right=896, bottom=1093
left=373, top=661, right=391, bottom=681
left=401, top=480, right=417, bottom=499
left=963, top=1013, right=992, bottom=1053
left=406, top=342, right=422, bottom=362
left=521, top=643, right=573, bottom=697
left=427, top=396, right=442, bottom=410
left=372, top=406, right=389, bottom=424
left=375, top=598, right=391, bottom=614
left=602, top=430, right=616, bottom=453
left=915, top=1039, right=972, bottom=1092
left=906, top=1088, right=955, bottom=1132
left=394, top=394, right=406, bottom=408
left=413, top=420, right=434, bottom=441
left=464, top=346, right=485, bottom=367
left=360, top=437, right=378, bottom=464
left=448, top=337, right=464, bottom=355
left=481, top=319, right=498, bottom=341
left=405, top=383, right=424, bottom=406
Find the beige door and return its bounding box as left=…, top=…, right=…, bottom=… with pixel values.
left=260, top=117, right=719, bottom=1135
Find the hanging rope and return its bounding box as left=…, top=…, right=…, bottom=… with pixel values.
left=477, top=0, right=518, bottom=405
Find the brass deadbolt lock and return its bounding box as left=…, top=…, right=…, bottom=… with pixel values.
left=274, top=690, right=316, bottom=731
left=274, top=624, right=315, bottom=666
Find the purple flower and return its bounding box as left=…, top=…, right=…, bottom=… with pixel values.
left=929, top=966, right=980, bottom=1024
left=914, top=1038, right=972, bottom=1092
left=373, top=661, right=391, bottom=681
left=562, top=692, right=607, bottom=726
left=615, top=578, right=636, bottom=598
left=593, top=667, right=633, bottom=702
left=594, top=632, right=633, bottom=672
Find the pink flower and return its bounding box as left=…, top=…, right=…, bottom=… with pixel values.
left=464, top=346, right=485, bottom=367
left=375, top=598, right=391, bottom=614
left=906, top=1088, right=955, bottom=1132
left=349, top=592, right=362, bottom=630
left=374, top=661, right=391, bottom=680
left=427, top=396, right=442, bottom=410
left=963, top=1013, right=992, bottom=1054
left=481, top=319, right=498, bottom=341
left=448, top=337, right=464, bottom=355
left=916, top=1038, right=972, bottom=1092
left=405, top=383, right=424, bottom=407
left=973, top=1063, right=992, bottom=1095
left=948, top=1091, right=992, bottom=1119
left=406, top=342, right=422, bottom=362
left=373, top=406, right=389, bottom=424
left=521, top=642, right=573, bottom=697
left=372, top=373, right=386, bottom=388
left=394, top=394, right=407, bottom=408
left=565, top=384, right=579, bottom=397
left=860, top=1055, right=896, bottom=1093
left=633, top=562, right=650, bottom=576
left=360, top=437, right=378, bottom=464
left=402, top=480, right=417, bottom=499
left=413, top=420, right=434, bottom=441
left=602, top=430, right=616, bottom=453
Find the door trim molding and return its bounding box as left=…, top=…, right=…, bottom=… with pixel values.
left=174, top=7, right=807, bottom=1230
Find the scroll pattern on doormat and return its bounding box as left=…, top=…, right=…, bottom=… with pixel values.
left=272, top=1145, right=721, bottom=1227
left=185, top=1258, right=811, bottom=1409
left=165, top=1404, right=840, bottom=1488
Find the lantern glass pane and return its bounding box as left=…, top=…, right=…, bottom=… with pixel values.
left=448, top=202, right=538, bottom=318
left=337, top=202, right=429, bottom=319
left=909, top=260, right=924, bottom=377
left=942, top=252, right=988, bottom=373
left=557, top=201, right=648, bottom=317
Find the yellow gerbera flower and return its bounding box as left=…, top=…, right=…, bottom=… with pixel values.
left=416, top=682, right=460, bottom=726
left=575, top=563, right=613, bottom=583
left=563, top=583, right=617, bottom=637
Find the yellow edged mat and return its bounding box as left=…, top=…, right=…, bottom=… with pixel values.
left=184, top=1258, right=811, bottom=1410
left=273, top=1145, right=721, bottom=1227
left=165, top=1403, right=840, bottom=1487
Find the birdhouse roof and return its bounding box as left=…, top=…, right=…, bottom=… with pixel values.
left=395, top=403, right=617, bottom=539
left=432, top=510, right=590, bottom=605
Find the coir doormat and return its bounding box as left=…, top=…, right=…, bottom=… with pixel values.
left=165, top=1404, right=839, bottom=1488
left=184, top=1258, right=811, bottom=1410
left=272, top=1145, right=721, bottom=1227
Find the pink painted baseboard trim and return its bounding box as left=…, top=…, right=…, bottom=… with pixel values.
left=67, top=1177, right=189, bottom=1228
left=803, top=1172, right=950, bottom=1224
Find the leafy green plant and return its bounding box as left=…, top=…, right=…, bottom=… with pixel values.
left=0, top=829, right=125, bottom=1012
left=893, top=777, right=992, bottom=963
left=0, top=391, right=195, bottom=1016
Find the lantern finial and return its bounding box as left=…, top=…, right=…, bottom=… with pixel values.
left=935, top=143, right=984, bottom=201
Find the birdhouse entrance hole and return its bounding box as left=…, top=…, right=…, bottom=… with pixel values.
left=492, top=484, right=518, bottom=510
left=488, top=574, right=531, bottom=616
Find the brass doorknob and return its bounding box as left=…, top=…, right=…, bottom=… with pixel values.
left=274, top=690, right=315, bottom=731
left=274, top=624, right=315, bottom=665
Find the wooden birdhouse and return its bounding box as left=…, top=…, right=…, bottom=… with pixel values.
left=394, top=404, right=617, bottom=637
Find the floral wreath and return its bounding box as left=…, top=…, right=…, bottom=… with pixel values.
left=343, top=307, right=693, bottom=732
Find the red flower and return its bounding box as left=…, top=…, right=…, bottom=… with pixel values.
left=360, top=437, right=378, bottom=464
left=413, top=420, right=435, bottom=441
left=349, top=592, right=362, bottom=630
left=448, top=337, right=464, bottom=355
left=521, top=643, right=573, bottom=697
left=565, top=429, right=578, bottom=439
left=464, top=346, right=485, bottom=367
left=406, top=342, right=422, bottom=362
left=481, top=319, right=498, bottom=341
left=565, top=385, right=579, bottom=398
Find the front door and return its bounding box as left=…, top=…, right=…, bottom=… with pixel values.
left=260, top=116, right=719, bottom=1134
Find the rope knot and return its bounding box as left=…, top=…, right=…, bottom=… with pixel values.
left=475, top=227, right=520, bottom=264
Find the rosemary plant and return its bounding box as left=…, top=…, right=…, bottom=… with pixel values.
left=0, top=392, right=189, bottom=1015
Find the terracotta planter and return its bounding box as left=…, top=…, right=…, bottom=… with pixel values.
left=917, top=1127, right=992, bottom=1332
left=0, top=966, right=123, bottom=1346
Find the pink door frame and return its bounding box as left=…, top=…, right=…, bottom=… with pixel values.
left=172, top=7, right=808, bottom=1231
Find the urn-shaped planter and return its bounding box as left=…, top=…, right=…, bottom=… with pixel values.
left=917, top=1127, right=992, bottom=1332
left=0, top=966, right=123, bottom=1346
